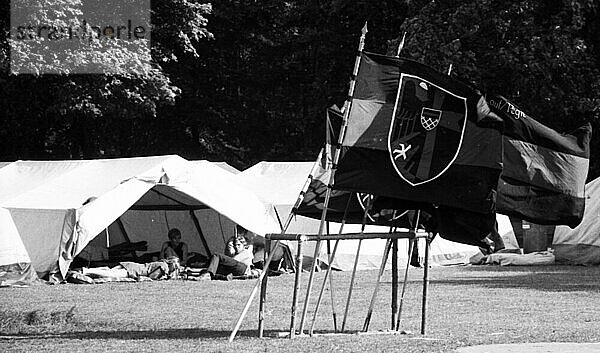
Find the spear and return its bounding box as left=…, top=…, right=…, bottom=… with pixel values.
left=297, top=22, right=369, bottom=335
left=395, top=32, right=406, bottom=57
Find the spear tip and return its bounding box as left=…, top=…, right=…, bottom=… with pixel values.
left=361, top=22, right=368, bottom=35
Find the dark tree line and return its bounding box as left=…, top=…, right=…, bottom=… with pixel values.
left=1, top=0, right=599, bottom=178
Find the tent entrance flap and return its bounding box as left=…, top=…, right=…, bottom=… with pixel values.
left=77, top=185, right=239, bottom=265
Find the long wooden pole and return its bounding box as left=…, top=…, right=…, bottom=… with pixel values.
left=328, top=240, right=339, bottom=332
left=308, top=238, right=341, bottom=336
left=229, top=237, right=286, bottom=342
left=395, top=237, right=415, bottom=330
left=421, top=232, right=432, bottom=335
left=289, top=236, right=304, bottom=338
left=326, top=238, right=339, bottom=332
left=341, top=195, right=372, bottom=332
left=391, top=235, right=399, bottom=329
left=230, top=152, right=323, bottom=342
left=395, top=32, right=406, bottom=57
left=362, top=233, right=393, bottom=332
left=308, top=194, right=353, bottom=335
left=298, top=22, right=368, bottom=335
left=258, top=238, right=270, bottom=338
left=395, top=210, right=420, bottom=330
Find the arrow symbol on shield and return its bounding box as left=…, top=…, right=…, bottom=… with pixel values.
left=393, top=144, right=412, bottom=160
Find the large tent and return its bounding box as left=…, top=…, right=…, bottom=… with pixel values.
left=238, top=161, right=518, bottom=270
left=0, top=207, right=37, bottom=286
left=553, top=176, right=600, bottom=265
left=0, top=156, right=280, bottom=278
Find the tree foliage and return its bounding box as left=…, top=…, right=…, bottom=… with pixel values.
left=394, top=0, right=600, bottom=177
left=1, top=0, right=599, bottom=178
left=0, top=0, right=211, bottom=158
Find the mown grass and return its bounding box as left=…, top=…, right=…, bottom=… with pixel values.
left=1, top=265, right=600, bottom=352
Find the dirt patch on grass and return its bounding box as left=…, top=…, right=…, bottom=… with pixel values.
left=0, top=306, right=77, bottom=334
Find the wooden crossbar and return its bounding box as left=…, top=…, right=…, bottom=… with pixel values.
left=258, top=231, right=433, bottom=338
left=265, top=231, right=428, bottom=242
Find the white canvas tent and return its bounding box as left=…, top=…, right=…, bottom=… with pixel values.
left=0, top=207, right=37, bottom=286
left=238, top=161, right=519, bottom=270
left=0, top=156, right=280, bottom=278
left=191, top=160, right=240, bottom=175
left=553, top=176, right=600, bottom=265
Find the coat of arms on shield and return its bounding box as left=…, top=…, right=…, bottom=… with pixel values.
left=356, top=193, right=407, bottom=223
left=387, top=74, right=468, bottom=186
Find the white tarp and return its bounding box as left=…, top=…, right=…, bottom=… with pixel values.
left=0, top=156, right=280, bottom=277
left=553, top=177, right=600, bottom=265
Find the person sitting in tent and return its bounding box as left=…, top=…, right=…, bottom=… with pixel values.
left=199, top=226, right=254, bottom=280
left=160, top=228, right=189, bottom=266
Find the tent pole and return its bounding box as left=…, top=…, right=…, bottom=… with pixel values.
left=289, top=236, right=304, bottom=338
left=258, top=237, right=270, bottom=338
left=421, top=232, right=432, bottom=335
left=189, top=210, right=212, bottom=257
left=362, top=231, right=393, bottom=332
left=116, top=218, right=137, bottom=259
left=116, top=218, right=130, bottom=243
left=341, top=194, right=372, bottom=332
left=298, top=23, right=368, bottom=335
left=391, top=234, right=399, bottom=330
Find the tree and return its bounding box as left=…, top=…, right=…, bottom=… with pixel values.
left=0, top=0, right=212, bottom=159
left=393, top=0, right=600, bottom=178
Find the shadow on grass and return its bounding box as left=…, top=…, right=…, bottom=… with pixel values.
left=1, top=328, right=276, bottom=340
left=427, top=265, right=600, bottom=292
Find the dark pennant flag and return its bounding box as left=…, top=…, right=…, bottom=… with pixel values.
left=295, top=149, right=412, bottom=228
left=335, top=52, right=503, bottom=214
left=489, top=95, right=592, bottom=228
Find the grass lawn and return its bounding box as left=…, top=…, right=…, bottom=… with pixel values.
left=1, top=265, right=600, bottom=352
